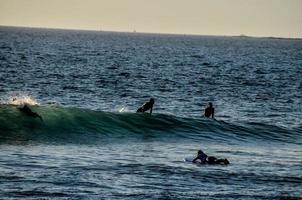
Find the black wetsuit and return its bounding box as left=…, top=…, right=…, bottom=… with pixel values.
left=137, top=102, right=153, bottom=113
left=207, top=156, right=229, bottom=165
left=19, top=105, right=43, bottom=121
left=193, top=152, right=208, bottom=163
left=205, top=107, right=214, bottom=118
left=192, top=150, right=229, bottom=165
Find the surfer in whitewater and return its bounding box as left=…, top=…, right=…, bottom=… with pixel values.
left=193, top=149, right=229, bottom=165
left=18, top=104, right=43, bottom=121
left=204, top=102, right=214, bottom=118
left=136, top=98, right=154, bottom=114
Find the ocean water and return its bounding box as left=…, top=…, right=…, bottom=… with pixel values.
left=0, top=26, right=301, bottom=199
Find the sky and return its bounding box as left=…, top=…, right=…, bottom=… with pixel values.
left=0, top=0, right=301, bottom=38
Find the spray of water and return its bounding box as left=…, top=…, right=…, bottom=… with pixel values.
left=116, top=106, right=130, bottom=113
left=7, top=95, right=39, bottom=106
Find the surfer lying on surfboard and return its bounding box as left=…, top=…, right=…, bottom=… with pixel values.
left=193, top=149, right=229, bottom=165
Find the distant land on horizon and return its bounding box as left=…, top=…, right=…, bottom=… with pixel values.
left=1, top=25, right=302, bottom=40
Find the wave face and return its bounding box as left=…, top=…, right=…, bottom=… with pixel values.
left=1, top=105, right=301, bottom=144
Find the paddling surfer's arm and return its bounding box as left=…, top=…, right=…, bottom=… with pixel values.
left=192, top=150, right=208, bottom=163
left=192, top=157, right=198, bottom=163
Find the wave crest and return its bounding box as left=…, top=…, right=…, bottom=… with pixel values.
left=0, top=105, right=301, bottom=144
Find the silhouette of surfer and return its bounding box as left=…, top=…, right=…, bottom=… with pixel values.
left=193, top=150, right=208, bottom=163
left=193, top=149, right=229, bottom=165
left=136, top=98, right=154, bottom=114
left=204, top=102, right=214, bottom=118
left=18, top=104, right=43, bottom=121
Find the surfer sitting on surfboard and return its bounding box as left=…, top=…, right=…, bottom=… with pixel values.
left=136, top=98, right=154, bottom=114
left=193, top=149, right=229, bottom=165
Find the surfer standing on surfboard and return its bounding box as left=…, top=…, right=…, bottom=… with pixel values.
left=204, top=102, right=214, bottom=118
left=136, top=98, right=154, bottom=114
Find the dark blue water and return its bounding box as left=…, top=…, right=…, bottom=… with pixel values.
left=0, top=26, right=301, bottom=199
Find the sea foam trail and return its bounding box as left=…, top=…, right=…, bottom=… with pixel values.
left=0, top=105, right=301, bottom=144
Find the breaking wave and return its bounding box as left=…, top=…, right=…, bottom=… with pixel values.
left=0, top=104, right=301, bottom=144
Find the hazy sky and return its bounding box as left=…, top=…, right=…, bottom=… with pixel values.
left=0, top=0, right=301, bottom=38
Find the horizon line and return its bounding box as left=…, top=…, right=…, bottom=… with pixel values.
left=1, top=25, right=302, bottom=40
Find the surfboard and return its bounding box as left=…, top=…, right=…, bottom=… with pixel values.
left=184, top=157, right=193, bottom=163
left=184, top=157, right=202, bottom=164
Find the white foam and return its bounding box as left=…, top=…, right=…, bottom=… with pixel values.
left=117, top=106, right=130, bottom=113
left=8, top=95, right=39, bottom=106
